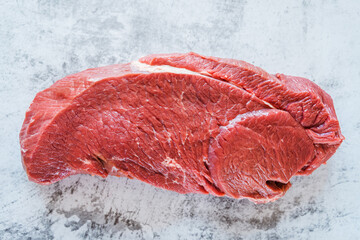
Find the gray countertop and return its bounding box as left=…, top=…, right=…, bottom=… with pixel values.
left=1, top=0, right=359, bottom=239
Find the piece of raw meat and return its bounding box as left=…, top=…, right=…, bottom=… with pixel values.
left=20, top=52, right=344, bottom=203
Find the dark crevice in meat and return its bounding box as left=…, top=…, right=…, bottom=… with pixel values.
left=299, top=162, right=312, bottom=173
left=89, top=154, right=108, bottom=174
left=265, top=180, right=290, bottom=193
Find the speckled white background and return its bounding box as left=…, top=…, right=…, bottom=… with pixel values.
left=1, top=0, right=359, bottom=239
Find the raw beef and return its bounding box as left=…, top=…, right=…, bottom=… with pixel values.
left=20, top=52, right=344, bottom=203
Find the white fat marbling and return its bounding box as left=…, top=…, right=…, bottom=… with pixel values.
left=131, top=61, right=204, bottom=76
left=220, top=110, right=271, bottom=131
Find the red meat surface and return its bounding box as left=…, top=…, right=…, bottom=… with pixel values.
left=20, top=52, right=344, bottom=203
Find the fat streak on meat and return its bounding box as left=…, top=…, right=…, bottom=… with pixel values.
left=20, top=52, right=344, bottom=203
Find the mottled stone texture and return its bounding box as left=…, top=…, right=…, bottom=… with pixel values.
left=0, top=0, right=359, bottom=239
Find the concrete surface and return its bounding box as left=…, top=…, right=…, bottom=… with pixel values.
left=1, top=0, right=359, bottom=239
